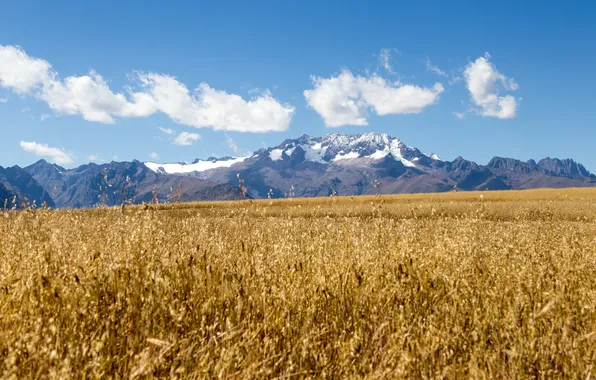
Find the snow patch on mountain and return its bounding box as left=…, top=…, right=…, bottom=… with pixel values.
left=270, top=145, right=297, bottom=160
left=333, top=151, right=360, bottom=161
left=269, top=149, right=283, bottom=161
left=285, top=146, right=296, bottom=156
left=145, top=156, right=250, bottom=174
left=301, top=142, right=327, bottom=163
left=366, top=139, right=416, bottom=167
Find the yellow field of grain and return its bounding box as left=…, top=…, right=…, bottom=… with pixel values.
left=1, top=188, right=596, bottom=378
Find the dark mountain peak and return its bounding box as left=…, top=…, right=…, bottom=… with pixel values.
left=25, top=159, right=65, bottom=182
left=487, top=157, right=538, bottom=173
left=538, top=157, right=560, bottom=165
left=451, top=156, right=474, bottom=166
left=538, top=157, right=590, bottom=178
left=488, top=156, right=515, bottom=166
left=7, top=164, right=55, bottom=179
left=446, top=156, right=479, bottom=178
left=284, top=134, right=312, bottom=146
left=26, top=159, right=62, bottom=169
left=30, top=159, right=66, bottom=172
left=72, top=162, right=96, bottom=173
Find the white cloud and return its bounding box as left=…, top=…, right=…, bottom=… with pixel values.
left=158, top=126, right=175, bottom=135
left=149, top=152, right=159, bottom=160
left=20, top=141, right=74, bottom=165
left=40, top=71, right=156, bottom=124
left=0, top=97, right=7, bottom=103
left=159, top=126, right=201, bottom=147
left=173, top=131, right=200, bottom=146
left=424, top=58, right=447, bottom=77
left=137, top=73, right=295, bottom=132
left=378, top=48, right=395, bottom=74
left=0, top=45, right=52, bottom=93
left=40, top=113, right=51, bottom=121
left=225, top=133, right=241, bottom=155
left=87, top=154, right=105, bottom=162
left=464, top=53, right=519, bottom=119
left=304, top=70, right=444, bottom=127
left=0, top=44, right=295, bottom=132
left=453, top=112, right=465, bottom=119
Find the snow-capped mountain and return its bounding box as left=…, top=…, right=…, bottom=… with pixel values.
left=145, top=133, right=443, bottom=175
left=265, top=133, right=427, bottom=167
left=144, top=132, right=596, bottom=199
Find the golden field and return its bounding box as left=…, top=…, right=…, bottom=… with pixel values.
left=1, top=188, right=596, bottom=379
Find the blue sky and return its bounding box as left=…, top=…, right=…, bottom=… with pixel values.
left=1, top=1, right=595, bottom=170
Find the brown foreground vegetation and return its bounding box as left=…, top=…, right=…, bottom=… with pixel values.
left=1, top=188, right=596, bottom=378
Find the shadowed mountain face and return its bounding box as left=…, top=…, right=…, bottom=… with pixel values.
left=537, top=158, right=591, bottom=178
left=144, top=132, right=596, bottom=198
left=0, top=165, right=55, bottom=208
left=0, top=183, right=12, bottom=206
left=24, top=160, right=243, bottom=208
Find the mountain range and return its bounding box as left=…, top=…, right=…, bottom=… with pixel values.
left=144, top=132, right=596, bottom=198
left=2, top=132, right=595, bottom=208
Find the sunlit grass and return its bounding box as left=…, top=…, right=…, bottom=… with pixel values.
left=1, top=188, right=596, bottom=378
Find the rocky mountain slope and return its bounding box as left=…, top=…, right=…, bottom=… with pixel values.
left=24, top=160, right=243, bottom=208
left=145, top=132, right=596, bottom=198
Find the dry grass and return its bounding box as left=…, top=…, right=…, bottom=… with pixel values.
left=1, top=188, right=596, bottom=378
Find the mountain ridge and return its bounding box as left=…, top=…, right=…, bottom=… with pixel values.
left=143, top=132, right=596, bottom=199
left=3, top=132, right=596, bottom=208
left=24, top=159, right=243, bottom=208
